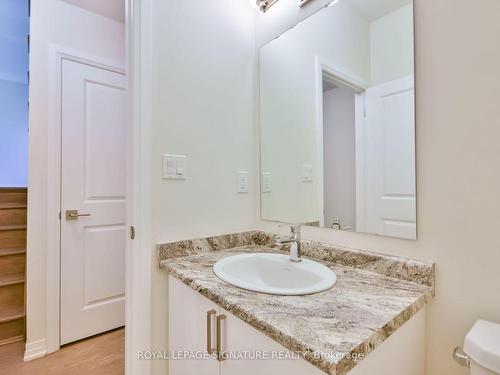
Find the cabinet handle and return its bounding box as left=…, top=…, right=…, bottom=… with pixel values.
left=216, top=314, right=227, bottom=362
left=206, top=310, right=217, bottom=354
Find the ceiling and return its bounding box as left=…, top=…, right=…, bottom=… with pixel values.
left=348, top=0, right=412, bottom=21
left=61, top=0, right=125, bottom=23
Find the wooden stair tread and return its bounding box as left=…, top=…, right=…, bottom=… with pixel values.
left=0, top=229, right=27, bottom=249
left=0, top=225, right=27, bottom=232
left=0, top=188, right=27, bottom=191
left=0, top=274, right=24, bottom=287
left=0, top=189, right=27, bottom=206
left=0, top=335, right=24, bottom=346
left=0, top=203, right=27, bottom=210
left=0, top=305, right=25, bottom=324
left=0, top=248, right=25, bottom=257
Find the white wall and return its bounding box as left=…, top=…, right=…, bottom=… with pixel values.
left=0, top=0, right=29, bottom=83
left=370, top=3, right=414, bottom=85
left=260, top=1, right=370, bottom=223
left=257, top=1, right=500, bottom=374
left=0, top=80, right=28, bottom=187
left=150, top=0, right=256, bottom=373
left=27, top=0, right=124, bottom=354
left=323, top=87, right=356, bottom=230
left=0, top=0, right=29, bottom=187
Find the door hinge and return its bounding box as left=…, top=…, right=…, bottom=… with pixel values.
left=59, top=211, right=61, bottom=220
left=129, top=225, right=136, bottom=240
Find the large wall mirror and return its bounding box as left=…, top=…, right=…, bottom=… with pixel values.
left=260, top=0, right=416, bottom=239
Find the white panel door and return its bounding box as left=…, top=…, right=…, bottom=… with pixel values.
left=364, top=76, right=416, bottom=239
left=60, top=59, right=127, bottom=345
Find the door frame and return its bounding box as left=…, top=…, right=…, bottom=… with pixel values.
left=125, top=0, right=153, bottom=374
left=314, top=56, right=367, bottom=228
left=45, top=45, right=126, bottom=354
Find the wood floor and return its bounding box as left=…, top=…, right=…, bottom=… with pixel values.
left=0, top=328, right=124, bottom=375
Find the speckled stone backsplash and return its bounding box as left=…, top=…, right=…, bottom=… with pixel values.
left=157, top=230, right=434, bottom=290
left=157, top=230, right=276, bottom=261
left=300, top=240, right=435, bottom=289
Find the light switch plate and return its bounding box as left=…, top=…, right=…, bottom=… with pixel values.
left=262, top=172, right=271, bottom=193
left=162, top=154, right=187, bottom=180
left=237, top=171, right=249, bottom=193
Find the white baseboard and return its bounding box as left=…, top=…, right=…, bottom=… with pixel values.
left=24, top=339, right=47, bottom=362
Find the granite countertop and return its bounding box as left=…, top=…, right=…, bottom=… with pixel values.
left=160, top=236, right=434, bottom=375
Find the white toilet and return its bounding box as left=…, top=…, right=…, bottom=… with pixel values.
left=461, top=320, right=500, bottom=375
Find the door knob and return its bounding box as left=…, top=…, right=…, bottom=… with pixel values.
left=65, top=210, right=91, bottom=221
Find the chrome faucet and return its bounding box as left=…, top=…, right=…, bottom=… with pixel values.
left=275, top=224, right=302, bottom=262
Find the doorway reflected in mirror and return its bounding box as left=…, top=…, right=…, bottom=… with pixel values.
left=260, top=0, right=416, bottom=239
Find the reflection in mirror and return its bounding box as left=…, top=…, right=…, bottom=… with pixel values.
left=260, top=0, right=416, bottom=239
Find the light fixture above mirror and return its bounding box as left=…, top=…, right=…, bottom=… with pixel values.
left=252, top=0, right=316, bottom=13
left=252, top=0, right=280, bottom=13
left=298, top=0, right=314, bottom=7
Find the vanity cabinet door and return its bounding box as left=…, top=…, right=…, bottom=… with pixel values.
left=169, top=276, right=220, bottom=375
left=219, top=308, right=324, bottom=375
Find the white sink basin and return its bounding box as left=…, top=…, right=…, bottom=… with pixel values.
left=213, top=253, right=337, bottom=296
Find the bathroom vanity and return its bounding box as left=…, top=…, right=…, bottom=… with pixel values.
left=159, top=232, right=434, bottom=375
